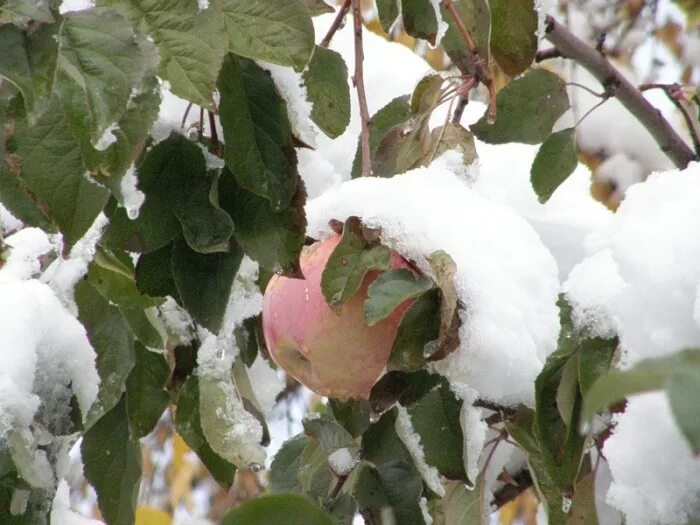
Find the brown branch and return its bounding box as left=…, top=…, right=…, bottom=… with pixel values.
left=442, top=0, right=496, bottom=122
left=207, top=110, right=220, bottom=156
left=452, top=94, right=468, bottom=124
left=491, top=468, right=534, bottom=509
left=320, top=0, right=351, bottom=48
left=544, top=15, right=697, bottom=169
left=536, top=47, right=563, bottom=62
left=351, top=0, right=371, bottom=177
left=639, top=82, right=700, bottom=157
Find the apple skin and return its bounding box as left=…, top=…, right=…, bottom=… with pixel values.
left=262, top=235, right=414, bottom=400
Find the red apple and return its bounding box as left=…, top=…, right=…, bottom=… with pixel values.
left=262, top=235, right=414, bottom=400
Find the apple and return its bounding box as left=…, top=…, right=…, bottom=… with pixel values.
left=262, top=234, right=414, bottom=400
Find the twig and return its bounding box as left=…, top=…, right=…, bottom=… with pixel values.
left=208, top=110, right=220, bottom=156
left=181, top=102, right=193, bottom=128
left=351, top=0, right=371, bottom=177
left=639, top=82, right=700, bottom=157
left=452, top=94, right=468, bottom=123
left=566, top=82, right=608, bottom=99
left=575, top=96, right=611, bottom=128
left=441, top=0, right=497, bottom=123
left=544, top=15, right=696, bottom=169
left=320, top=0, right=351, bottom=48
left=198, top=106, right=204, bottom=141
left=536, top=47, right=563, bottom=62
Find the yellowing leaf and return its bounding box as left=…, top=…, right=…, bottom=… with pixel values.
left=136, top=506, right=172, bottom=525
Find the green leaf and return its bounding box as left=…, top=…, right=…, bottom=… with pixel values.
left=531, top=128, right=578, bottom=203
left=0, top=23, right=57, bottom=122
left=218, top=54, right=299, bottom=210
left=121, top=306, right=164, bottom=348
left=577, top=336, right=617, bottom=396
left=214, top=0, right=315, bottom=71
left=407, top=382, right=467, bottom=481
left=269, top=434, right=310, bottom=493
left=125, top=343, right=169, bottom=438
left=171, top=236, right=243, bottom=333
left=302, top=415, right=354, bottom=455
left=401, top=0, right=438, bottom=45
left=566, top=468, right=598, bottom=525
left=556, top=352, right=580, bottom=428
left=365, top=269, right=433, bottom=326
left=219, top=167, right=305, bottom=276
left=425, top=122, right=478, bottom=166
left=441, top=0, right=491, bottom=59
left=0, top=0, right=54, bottom=26
left=82, top=396, right=141, bottom=525
left=75, top=280, right=136, bottom=428
left=320, top=217, right=391, bottom=308
left=489, top=0, right=537, bottom=76
left=582, top=348, right=700, bottom=422
left=353, top=461, right=426, bottom=525
left=362, top=408, right=414, bottom=467
left=113, top=0, right=226, bottom=109
left=58, top=8, right=156, bottom=142
left=175, top=377, right=236, bottom=488
left=303, top=0, right=333, bottom=16
left=351, top=95, right=410, bottom=178
left=303, top=46, right=350, bottom=139
left=134, top=243, right=179, bottom=299
left=410, top=74, right=444, bottom=115
left=376, top=0, right=400, bottom=32
left=389, top=288, right=441, bottom=372
left=668, top=368, right=700, bottom=453
left=0, top=160, right=53, bottom=233
left=297, top=439, right=333, bottom=501
left=88, top=247, right=163, bottom=308
left=221, top=493, right=333, bottom=525
left=329, top=398, right=371, bottom=438
left=11, top=97, right=110, bottom=248
left=435, top=480, right=484, bottom=525
left=471, top=69, right=569, bottom=144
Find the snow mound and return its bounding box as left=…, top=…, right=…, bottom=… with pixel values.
left=306, top=160, right=560, bottom=406
left=563, top=165, right=700, bottom=524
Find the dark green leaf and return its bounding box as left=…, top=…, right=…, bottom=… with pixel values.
left=577, top=336, right=617, bottom=396
left=88, top=247, right=163, bottom=309
left=0, top=160, right=53, bottom=232
left=234, top=316, right=260, bottom=368
left=297, top=439, right=333, bottom=501
left=326, top=492, right=357, bottom=525
left=441, top=0, right=490, bottom=58
left=218, top=54, right=299, bottom=209
left=219, top=167, right=305, bottom=276
left=556, top=352, right=580, bottom=428
left=321, top=217, right=391, bottom=308
left=82, top=397, right=141, bottom=525
left=58, top=8, right=157, bottom=142
left=303, top=0, right=334, bottom=16
left=369, top=370, right=442, bottom=419
left=531, top=128, right=578, bottom=203
left=376, top=0, right=400, bottom=32
left=134, top=243, right=179, bottom=299
left=171, top=236, right=243, bottom=333
left=667, top=368, right=700, bottom=453
left=582, top=348, right=700, bottom=422
left=351, top=95, right=410, bottom=178
left=0, top=23, right=57, bottom=122
left=115, top=0, right=226, bottom=109
left=471, top=69, right=569, bottom=144
left=269, top=434, right=310, bottom=493
left=125, top=343, right=169, bottom=438
left=329, top=398, right=371, bottom=438
left=215, top=0, right=315, bottom=71
left=303, top=46, right=350, bottom=138
left=389, top=288, right=441, bottom=372
left=407, top=382, right=467, bottom=481
left=489, top=0, right=537, bottom=76
left=401, top=0, right=438, bottom=45
left=410, top=74, right=444, bottom=115
left=221, top=493, right=333, bottom=525
left=364, top=268, right=433, bottom=326
left=75, top=280, right=136, bottom=427
left=121, top=306, right=164, bottom=348
left=175, top=376, right=236, bottom=488
left=0, top=0, right=54, bottom=26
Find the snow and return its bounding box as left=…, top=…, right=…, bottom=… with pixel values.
left=306, top=160, right=561, bottom=407
left=394, top=405, right=444, bottom=496
left=0, top=203, right=22, bottom=235
left=327, top=447, right=358, bottom=476
left=58, top=0, right=94, bottom=13
left=563, top=165, right=700, bottom=523
left=247, top=354, right=285, bottom=417
left=93, top=123, right=119, bottom=152
left=51, top=479, right=104, bottom=525
left=119, top=167, right=145, bottom=220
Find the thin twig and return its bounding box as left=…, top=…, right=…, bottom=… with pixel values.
left=208, top=110, right=220, bottom=156
left=544, top=15, right=696, bottom=168
left=536, top=47, right=563, bottom=62
left=198, top=106, right=204, bottom=141
left=351, top=0, right=371, bottom=177
left=566, top=82, right=608, bottom=99
left=441, top=0, right=497, bottom=123
left=426, top=92, right=458, bottom=165
left=452, top=94, right=468, bottom=123
left=639, top=82, right=700, bottom=157
left=575, top=97, right=610, bottom=128
left=320, top=0, right=351, bottom=48
left=181, top=102, right=193, bottom=128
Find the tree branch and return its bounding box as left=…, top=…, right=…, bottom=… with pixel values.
left=351, top=0, right=371, bottom=177
left=320, top=0, right=351, bottom=48
left=544, top=15, right=696, bottom=169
